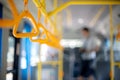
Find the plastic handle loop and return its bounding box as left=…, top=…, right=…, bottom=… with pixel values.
left=30, top=23, right=49, bottom=43
left=30, top=23, right=62, bottom=49
left=13, top=10, right=39, bottom=38
left=30, top=6, right=49, bottom=43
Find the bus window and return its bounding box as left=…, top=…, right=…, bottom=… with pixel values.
left=7, top=37, right=15, bottom=70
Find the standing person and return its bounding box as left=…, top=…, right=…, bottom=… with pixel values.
left=78, top=27, right=100, bottom=80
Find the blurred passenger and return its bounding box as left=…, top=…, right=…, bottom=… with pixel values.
left=78, top=27, right=100, bottom=80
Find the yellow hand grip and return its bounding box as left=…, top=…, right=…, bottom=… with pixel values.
left=33, top=0, right=62, bottom=49
left=46, top=40, right=63, bottom=50
left=30, top=23, right=49, bottom=43
left=13, top=10, right=39, bottom=38
left=30, top=22, right=62, bottom=49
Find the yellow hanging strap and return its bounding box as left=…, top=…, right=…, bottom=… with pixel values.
left=32, top=0, right=62, bottom=49
left=13, top=0, right=39, bottom=38
left=24, top=0, right=28, bottom=11
left=30, top=5, right=49, bottom=43
left=33, top=0, right=57, bottom=34
left=38, top=8, right=41, bottom=23
left=53, top=0, right=59, bottom=37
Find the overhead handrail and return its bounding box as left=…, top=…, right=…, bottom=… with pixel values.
left=0, top=0, right=18, bottom=27
left=48, top=1, right=120, bottom=17
left=13, top=0, right=39, bottom=38
left=0, top=19, right=15, bottom=27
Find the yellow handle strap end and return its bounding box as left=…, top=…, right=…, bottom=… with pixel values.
left=46, top=32, right=63, bottom=50
left=30, top=23, right=49, bottom=43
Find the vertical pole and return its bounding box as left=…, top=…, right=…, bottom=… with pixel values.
left=53, top=0, right=58, bottom=36
left=66, top=9, right=72, bottom=27
left=0, top=3, right=3, bottom=72
left=54, top=0, right=57, bottom=26
left=58, top=13, right=63, bottom=39
left=37, top=62, right=42, bottom=80
left=38, top=45, right=42, bottom=80
left=61, top=50, right=63, bottom=80
left=53, top=0, right=62, bottom=80
left=109, top=5, right=114, bottom=80
left=39, top=1, right=46, bottom=80
left=57, top=0, right=63, bottom=80
left=58, top=50, right=63, bottom=80
left=58, top=0, right=63, bottom=38
left=13, top=38, right=20, bottom=80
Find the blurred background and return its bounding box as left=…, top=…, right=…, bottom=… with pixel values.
left=0, top=0, right=120, bottom=80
